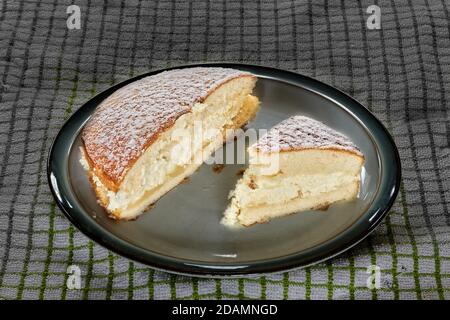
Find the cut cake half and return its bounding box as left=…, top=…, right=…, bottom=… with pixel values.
left=80, top=67, right=259, bottom=220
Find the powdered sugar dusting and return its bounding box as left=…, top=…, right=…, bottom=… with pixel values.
left=254, top=116, right=362, bottom=155
left=82, top=67, right=252, bottom=184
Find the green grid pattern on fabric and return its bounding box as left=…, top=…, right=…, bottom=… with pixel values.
left=0, top=0, right=449, bottom=300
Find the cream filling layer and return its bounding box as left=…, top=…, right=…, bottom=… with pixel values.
left=222, top=173, right=360, bottom=226
left=236, top=173, right=359, bottom=207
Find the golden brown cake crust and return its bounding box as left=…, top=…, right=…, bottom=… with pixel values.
left=82, top=67, right=255, bottom=191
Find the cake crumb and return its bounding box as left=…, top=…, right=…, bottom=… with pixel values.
left=181, top=177, right=190, bottom=184
left=313, top=203, right=330, bottom=211
left=212, top=164, right=225, bottom=173
left=248, top=179, right=257, bottom=190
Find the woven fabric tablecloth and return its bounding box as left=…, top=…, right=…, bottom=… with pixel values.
left=0, top=0, right=449, bottom=300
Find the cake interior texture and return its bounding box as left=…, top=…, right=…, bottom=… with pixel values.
left=222, top=117, right=365, bottom=227
left=81, top=74, right=259, bottom=219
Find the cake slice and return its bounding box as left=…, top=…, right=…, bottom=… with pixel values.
left=80, top=67, right=259, bottom=220
left=222, top=116, right=364, bottom=227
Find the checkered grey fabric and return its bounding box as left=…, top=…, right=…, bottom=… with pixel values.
left=0, top=0, right=449, bottom=299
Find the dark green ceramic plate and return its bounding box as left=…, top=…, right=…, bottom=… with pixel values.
left=48, top=63, right=401, bottom=277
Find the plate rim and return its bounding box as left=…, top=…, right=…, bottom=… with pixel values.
left=47, top=62, right=401, bottom=277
